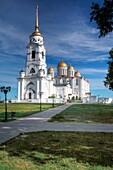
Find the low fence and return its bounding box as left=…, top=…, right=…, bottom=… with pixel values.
left=11, top=98, right=65, bottom=103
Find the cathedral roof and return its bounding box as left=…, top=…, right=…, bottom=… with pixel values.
left=48, top=66, right=54, bottom=71
left=75, top=70, right=80, bottom=74
left=58, top=61, right=67, bottom=67
left=31, top=30, right=42, bottom=36
left=75, top=70, right=81, bottom=77
left=68, top=65, right=74, bottom=70
left=20, top=69, right=25, bottom=73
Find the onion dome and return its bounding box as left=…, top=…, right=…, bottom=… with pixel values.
left=75, top=70, right=81, bottom=76
left=20, top=69, right=25, bottom=78
left=48, top=66, right=54, bottom=71
left=20, top=69, right=25, bottom=73
left=58, top=61, right=67, bottom=67
left=31, top=30, right=42, bottom=37
left=68, top=65, right=74, bottom=70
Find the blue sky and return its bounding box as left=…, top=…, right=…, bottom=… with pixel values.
left=0, top=0, right=113, bottom=100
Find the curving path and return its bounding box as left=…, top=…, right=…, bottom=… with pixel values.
left=0, top=103, right=113, bottom=144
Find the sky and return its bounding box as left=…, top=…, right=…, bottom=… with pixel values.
left=0, top=0, right=113, bottom=100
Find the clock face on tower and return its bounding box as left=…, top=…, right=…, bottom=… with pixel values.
left=30, top=36, right=43, bottom=45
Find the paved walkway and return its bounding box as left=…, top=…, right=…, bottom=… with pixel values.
left=0, top=103, right=113, bottom=144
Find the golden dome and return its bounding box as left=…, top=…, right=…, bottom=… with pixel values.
left=75, top=70, right=81, bottom=75
left=58, top=61, right=67, bottom=67
left=48, top=66, right=54, bottom=71
left=31, top=30, right=42, bottom=36
left=68, top=65, right=74, bottom=70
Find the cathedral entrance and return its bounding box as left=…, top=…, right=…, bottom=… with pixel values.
left=25, top=89, right=36, bottom=100
left=29, top=93, right=32, bottom=99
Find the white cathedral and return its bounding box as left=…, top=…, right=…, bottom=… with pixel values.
left=17, top=5, right=90, bottom=103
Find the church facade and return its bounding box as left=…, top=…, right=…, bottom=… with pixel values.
left=17, top=5, right=90, bottom=102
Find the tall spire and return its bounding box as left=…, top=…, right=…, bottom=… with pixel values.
left=31, top=1, right=42, bottom=36
left=35, top=5, right=39, bottom=32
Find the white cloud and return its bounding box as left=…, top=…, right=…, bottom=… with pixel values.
left=80, top=68, right=107, bottom=75
left=89, top=78, right=106, bottom=90
left=0, top=74, right=17, bottom=88
left=45, top=19, right=112, bottom=62
left=0, top=20, right=27, bottom=55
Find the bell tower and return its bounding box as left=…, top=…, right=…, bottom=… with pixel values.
left=26, top=5, right=47, bottom=77
left=17, top=3, right=48, bottom=101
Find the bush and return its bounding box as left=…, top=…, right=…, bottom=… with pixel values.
left=48, top=96, right=55, bottom=98
left=76, top=96, right=78, bottom=100
left=72, top=96, right=75, bottom=101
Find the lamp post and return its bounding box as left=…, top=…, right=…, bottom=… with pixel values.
left=97, top=95, right=100, bottom=105
left=64, top=95, right=66, bottom=103
left=62, top=88, right=64, bottom=103
left=39, top=92, right=43, bottom=111
left=0, top=86, right=11, bottom=121
left=52, top=94, right=55, bottom=107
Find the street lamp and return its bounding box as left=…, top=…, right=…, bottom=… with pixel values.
left=52, top=94, right=55, bottom=107
left=64, top=95, right=66, bottom=103
left=97, top=95, right=100, bottom=105
left=39, top=92, right=43, bottom=111
left=0, top=86, right=11, bottom=121
left=62, top=88, right=65, bottom=103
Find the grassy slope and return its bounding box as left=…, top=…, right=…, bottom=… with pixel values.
left=49, top=104, right=113, bottom=124
left=0, top=103, right=61, bottom=121
left=0, top=131, right=113, bottom=170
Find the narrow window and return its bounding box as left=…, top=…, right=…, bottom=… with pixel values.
left=42, top=51, right=45, bottom=59
left=63, top=69, right=64, bottom=75
left=32, top=51, right=35, bottom=60
left=76, top=79, right=78, bottom=85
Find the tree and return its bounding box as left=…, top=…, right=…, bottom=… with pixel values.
left=90, top=0, right=113, bottom=37
left=104, top=48, right=113, bottom=90
left=90, top=0, right=113, bottom=91
left=71, top=96, right=75, bottom=101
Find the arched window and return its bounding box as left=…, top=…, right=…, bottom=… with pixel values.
left=27, top=82, right=34, bottom=86
left=30, top=68, right=35, bottom=74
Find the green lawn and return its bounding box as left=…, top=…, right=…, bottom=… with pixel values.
left=49, top=104, right=113, bottom=124
left=0, top=131, right=113, bottom=170
left=0, top=103, right=61, bottom=122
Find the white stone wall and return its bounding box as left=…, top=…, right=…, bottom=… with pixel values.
left=81, top=79, right=90, bottom=97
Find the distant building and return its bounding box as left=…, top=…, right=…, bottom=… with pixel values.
left=17, top=5, right=90, bottom=102
left=82, top=96, right=113, bottom=104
